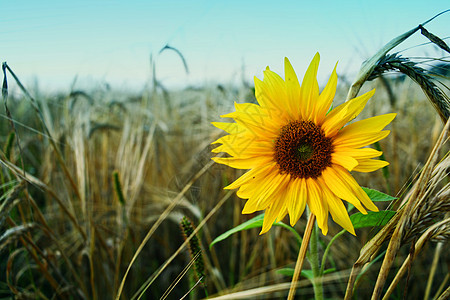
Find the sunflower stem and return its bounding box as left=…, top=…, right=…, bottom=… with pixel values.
left=310, top=221, right=323, bottom=300
left=320, top=229, right=346, bottom=276
left=287, top=213, right=316, bottom=300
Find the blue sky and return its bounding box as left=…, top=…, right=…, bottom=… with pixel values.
left=1, top=1, right=449, bottom=92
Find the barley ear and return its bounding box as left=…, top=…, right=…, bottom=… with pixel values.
left=346, top=10, right=449, bottom=101
left=113, top=170, right=126, bottom=206
left=4, top=132, right=15, bottom=161
left=180, top=216, right=206, bottom=285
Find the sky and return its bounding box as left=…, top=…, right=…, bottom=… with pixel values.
left=1, top=1, right=449, bottom=92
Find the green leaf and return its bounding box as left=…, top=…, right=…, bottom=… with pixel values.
left=210, top=214, right=264, bottom=249
left=350, top=210, right=396, bottom=229
left=348, top=188, right=396, bottom=212
left=322, top=268, right=336, bottom=275
left=361, top=187, right=397, bottom=202
left=276, top=268, right=294, bottom=277
left=276, top=268, right=313, bottom=280
left=276, top=268, right=336, bottom=279
left=210, top=214, right=302, bottom=249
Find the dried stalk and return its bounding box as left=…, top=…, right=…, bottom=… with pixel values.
left=115, top=159, right=217, bottom=300
left=371, top=119, right=449, bottom=299
left=287, top=213, right=316, bottom=300
left=382, top=218, right=450, bottom=299
left=344, top=119, right=449, bottom=300
left=345, top=11, right=448, bottom=101
left=368, top=54, right=450, bottom=122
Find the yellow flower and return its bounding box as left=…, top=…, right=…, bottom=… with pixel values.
left=211, top=53, right=395, bottom=235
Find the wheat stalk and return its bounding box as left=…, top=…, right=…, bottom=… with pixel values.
left=344, top=119, right=450, bottom=300
left=383, top=218, right=450, bottom=300
left=368, top=53, right=450, bottom=122
left=403, top=181, right=450, bottom=243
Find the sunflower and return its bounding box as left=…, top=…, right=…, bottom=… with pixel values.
left=211, top=53, right=395, bottom=235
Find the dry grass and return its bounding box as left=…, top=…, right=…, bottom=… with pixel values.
left=0, top=21, right=449, bottom=299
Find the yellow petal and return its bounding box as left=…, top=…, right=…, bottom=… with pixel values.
left=284, top=57, right=302, bottom=119
left=212, top=134, right=257, bottom=149
left=211, top=122, right=241, bottom=134
left=321, top=167, right=367, bottom=214
left=275, top=187, right=289, bottom=222
left=306, top=178, right=328, bottom=235
left=287, top=178, right=307, bottom=226
left=343, top=89, right=376, bottom=123
left=262, top=67, right=294, bottom=119
left=333, top=166, right=379, bottom=211
left=276, top=207, right=288, bottom=223
left=319, top=200, right=329, bottom=236
left=231, top=102, right=271, bottom=121
left=318, top=177, right=355, bottom=235
left=260, top=208, right=277, bottom=234
left=254, top=174, right=289, bottom=210
left=322, top=89, right=375, bottom=137
left=253, top=76, right=273, bottom=108
left=314, top=62, right=338, bottom=124
left=211, top=141, right=274, bottom=158
left=221, top=103, right=279, bottom=137
left=333, top=147, right=382, bottom=160
left=332, top=152, right=358, bottom=171
left=212, top=155, right=273, bottom=170
left=238, top=167, right=278, bottom=200
left=334, top=131, right=390, bottom=148
left=253, top=77, right=279, bottom=108
left=338, top=113, right=396, bottom=136
left=353, top=159, right=389, bottom=172
left=254, top=76, right=291, bottom=123
left=300, top=53, right=320, bottom=120
left=225, top=163, right=276, bottom=190
left=240, top=172, right=288, bottom=212
left=320, top=102, right=349, bottom=137
left=260, top=187, right=288, bottom=234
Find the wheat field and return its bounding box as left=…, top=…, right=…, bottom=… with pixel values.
left=0, top=20, right=449, bottom=300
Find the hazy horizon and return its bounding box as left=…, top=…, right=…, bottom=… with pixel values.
left=1, top=1, right=449, bottom=93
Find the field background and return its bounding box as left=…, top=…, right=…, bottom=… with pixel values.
left=0, top=51, right=448, bottom=299
left=1, top=4, right=449, bottom=297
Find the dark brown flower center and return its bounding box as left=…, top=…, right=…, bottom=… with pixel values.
left=274, top=120, right=333, bottom=179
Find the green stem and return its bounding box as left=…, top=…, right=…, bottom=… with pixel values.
left=320, top=229, right=346, bottom=276
left=310, top=222, right=323, bottom=300
left=203, top=285, right=208, bottom=298
left=278, top=222, right=303, bottom=246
